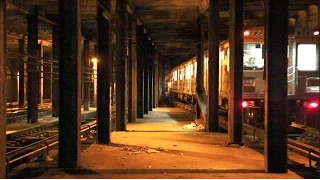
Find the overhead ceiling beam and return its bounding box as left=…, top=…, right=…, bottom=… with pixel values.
left=7, top=0, right=57, bottom=25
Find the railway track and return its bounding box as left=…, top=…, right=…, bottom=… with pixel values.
left=174, top=101, right=320, bottom=176
left=5, top=119, right=97, bottom=178
left=7, top=110, right=53, bottom=124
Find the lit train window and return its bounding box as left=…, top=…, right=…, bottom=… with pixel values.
left=297, top=44, right=318, bottom=71
left=173, top=70, right=178, bottom=81
left=186, top=65, right=191, bottom=79
left=179, top=68, right=184, bottom=80
left=226, top=48, right=230, bottom=72
left=219, top=50, right=223, bottom=61
left=205, top=56, right=208, bottom=70
left=243, top=43, right=264, bottom=70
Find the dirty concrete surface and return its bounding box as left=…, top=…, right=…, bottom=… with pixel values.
left=9, top=107, right=302, bottom=179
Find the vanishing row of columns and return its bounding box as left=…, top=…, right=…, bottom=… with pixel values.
left=60, top=0, right=165, bottom=168
left=0, top=0, right=165, bottom=177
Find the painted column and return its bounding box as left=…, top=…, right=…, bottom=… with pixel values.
left=136, top=25, right=144, bottom=118
left=93, top=45, right=98, bottom=108
left=264, top=0, right=288, bottom=173
left=19, top=37, right=27, bottom=108
left=27, top=7, right=39, bottom=123
left=58, top=0, right=81, bottom=168
left=97, top=0, right=112, bottom=144
left=143, top=34, right=149, bottom=114
left=116, top=0, right=127, bottom=130
left=52, top=25, right=59, bottom=117
left=0, top=0, right=6, bottom=177
left=196, top=9, right=204, bottom=119
left=83, top=39, right=90, bottom=110
left=128, top=13, right=137, bottom=123
left=228, top=0, right=243, bottom=144
left=149, top=47, right=153, bottom=111
left=154, top=51, right=159, bottom=107
left=131, top=14, right=138, bottom=121
left=208, top=0, right=220, bottom=132
left=37, top=42, right=43, bottom=104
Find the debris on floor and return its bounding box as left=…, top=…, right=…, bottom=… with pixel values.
left=120, top=145, right=168, bottom=155
left=146, top=149, right=160, bottom=153
left=182, top=122, right=206, bottom=132
left=196, top=124, right=205, bottom=132
left=182, top=122, right=197, bottom=130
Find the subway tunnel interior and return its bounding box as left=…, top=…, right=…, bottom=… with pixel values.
left=0, top=0, right=319, bottom=178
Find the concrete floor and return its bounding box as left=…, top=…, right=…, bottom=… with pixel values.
left=10, top=107, right=302, bottom=179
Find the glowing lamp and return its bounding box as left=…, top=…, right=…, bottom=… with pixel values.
left=313, top=30, right=319, bottom=36
left=91, top=57, right=98, bottom=63
left=244, top=30, right=250, bottom=36
left=242, top=101, right=248, bottom=108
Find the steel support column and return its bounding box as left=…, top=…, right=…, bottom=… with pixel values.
left=228, top=0, right=243, bottom=144
left=97, top=0, right=112, bottom=144
left=37, top=43, right=43, bottom=104
left=149, top=48, right=153, bottom=111
left=264, top=0, right=288, bottom=173
left=208, top=0, right=220, bottom=132
left=136, top=26, right=144, bottom=118
left=58, top=0, right=81, bottom=168
left=196, top=9, right=204, bottom=119
left=83, top=39, right=90, bottom=111
left=154, top=51, right=159, bottom=107
left=143, top=59, right=149, bottom=114
left=143, top=35, right=150, bottom=114
left=128, top=13, right=137, bottom=122
left=318, top=3, right=320, bottom=28
left=0, top=0, right=6, bottom=178
left=163, top=60, right=166, bottom=97
left=93, top=45, right=98, bottom=108
left=116, top=0, right=127, bottom=130
left=160, top=59, right=166, bottom=98
left=18, top=37, right=26, bottom=108
left=27, top=7, right=39, bottom=123
left=52, top=25, right=59, bottom=117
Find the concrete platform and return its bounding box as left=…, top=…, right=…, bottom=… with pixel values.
left=10, top=107, right=301, bottom=179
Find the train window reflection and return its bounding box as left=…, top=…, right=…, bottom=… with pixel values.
left=297, top=44, right=318, bottom=71
left=243, top=43, right=264, bottom=70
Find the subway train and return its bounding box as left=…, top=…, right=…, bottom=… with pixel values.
left=167, top=26, right=320, bottom=129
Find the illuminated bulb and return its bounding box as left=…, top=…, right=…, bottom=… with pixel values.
left=313, top=31, right=319, bottom=36
left=91, top=57, right=98, bottom=63
left=244, top=30, right=250, bottom=36
left=242, top=101, right=248, bottom=108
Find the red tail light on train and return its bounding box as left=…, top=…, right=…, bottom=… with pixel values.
left=242, top=101, right=248, bottom=108
left=306, top=102, right=319, bottom=109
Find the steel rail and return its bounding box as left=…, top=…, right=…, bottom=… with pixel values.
left=5, top=120, right=97, bottom=178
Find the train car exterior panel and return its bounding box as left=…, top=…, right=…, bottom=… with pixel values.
left=168, top=26, right=319, bottom=128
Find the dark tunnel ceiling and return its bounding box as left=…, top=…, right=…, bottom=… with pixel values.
left=6, top=0, right=319, bottom=71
